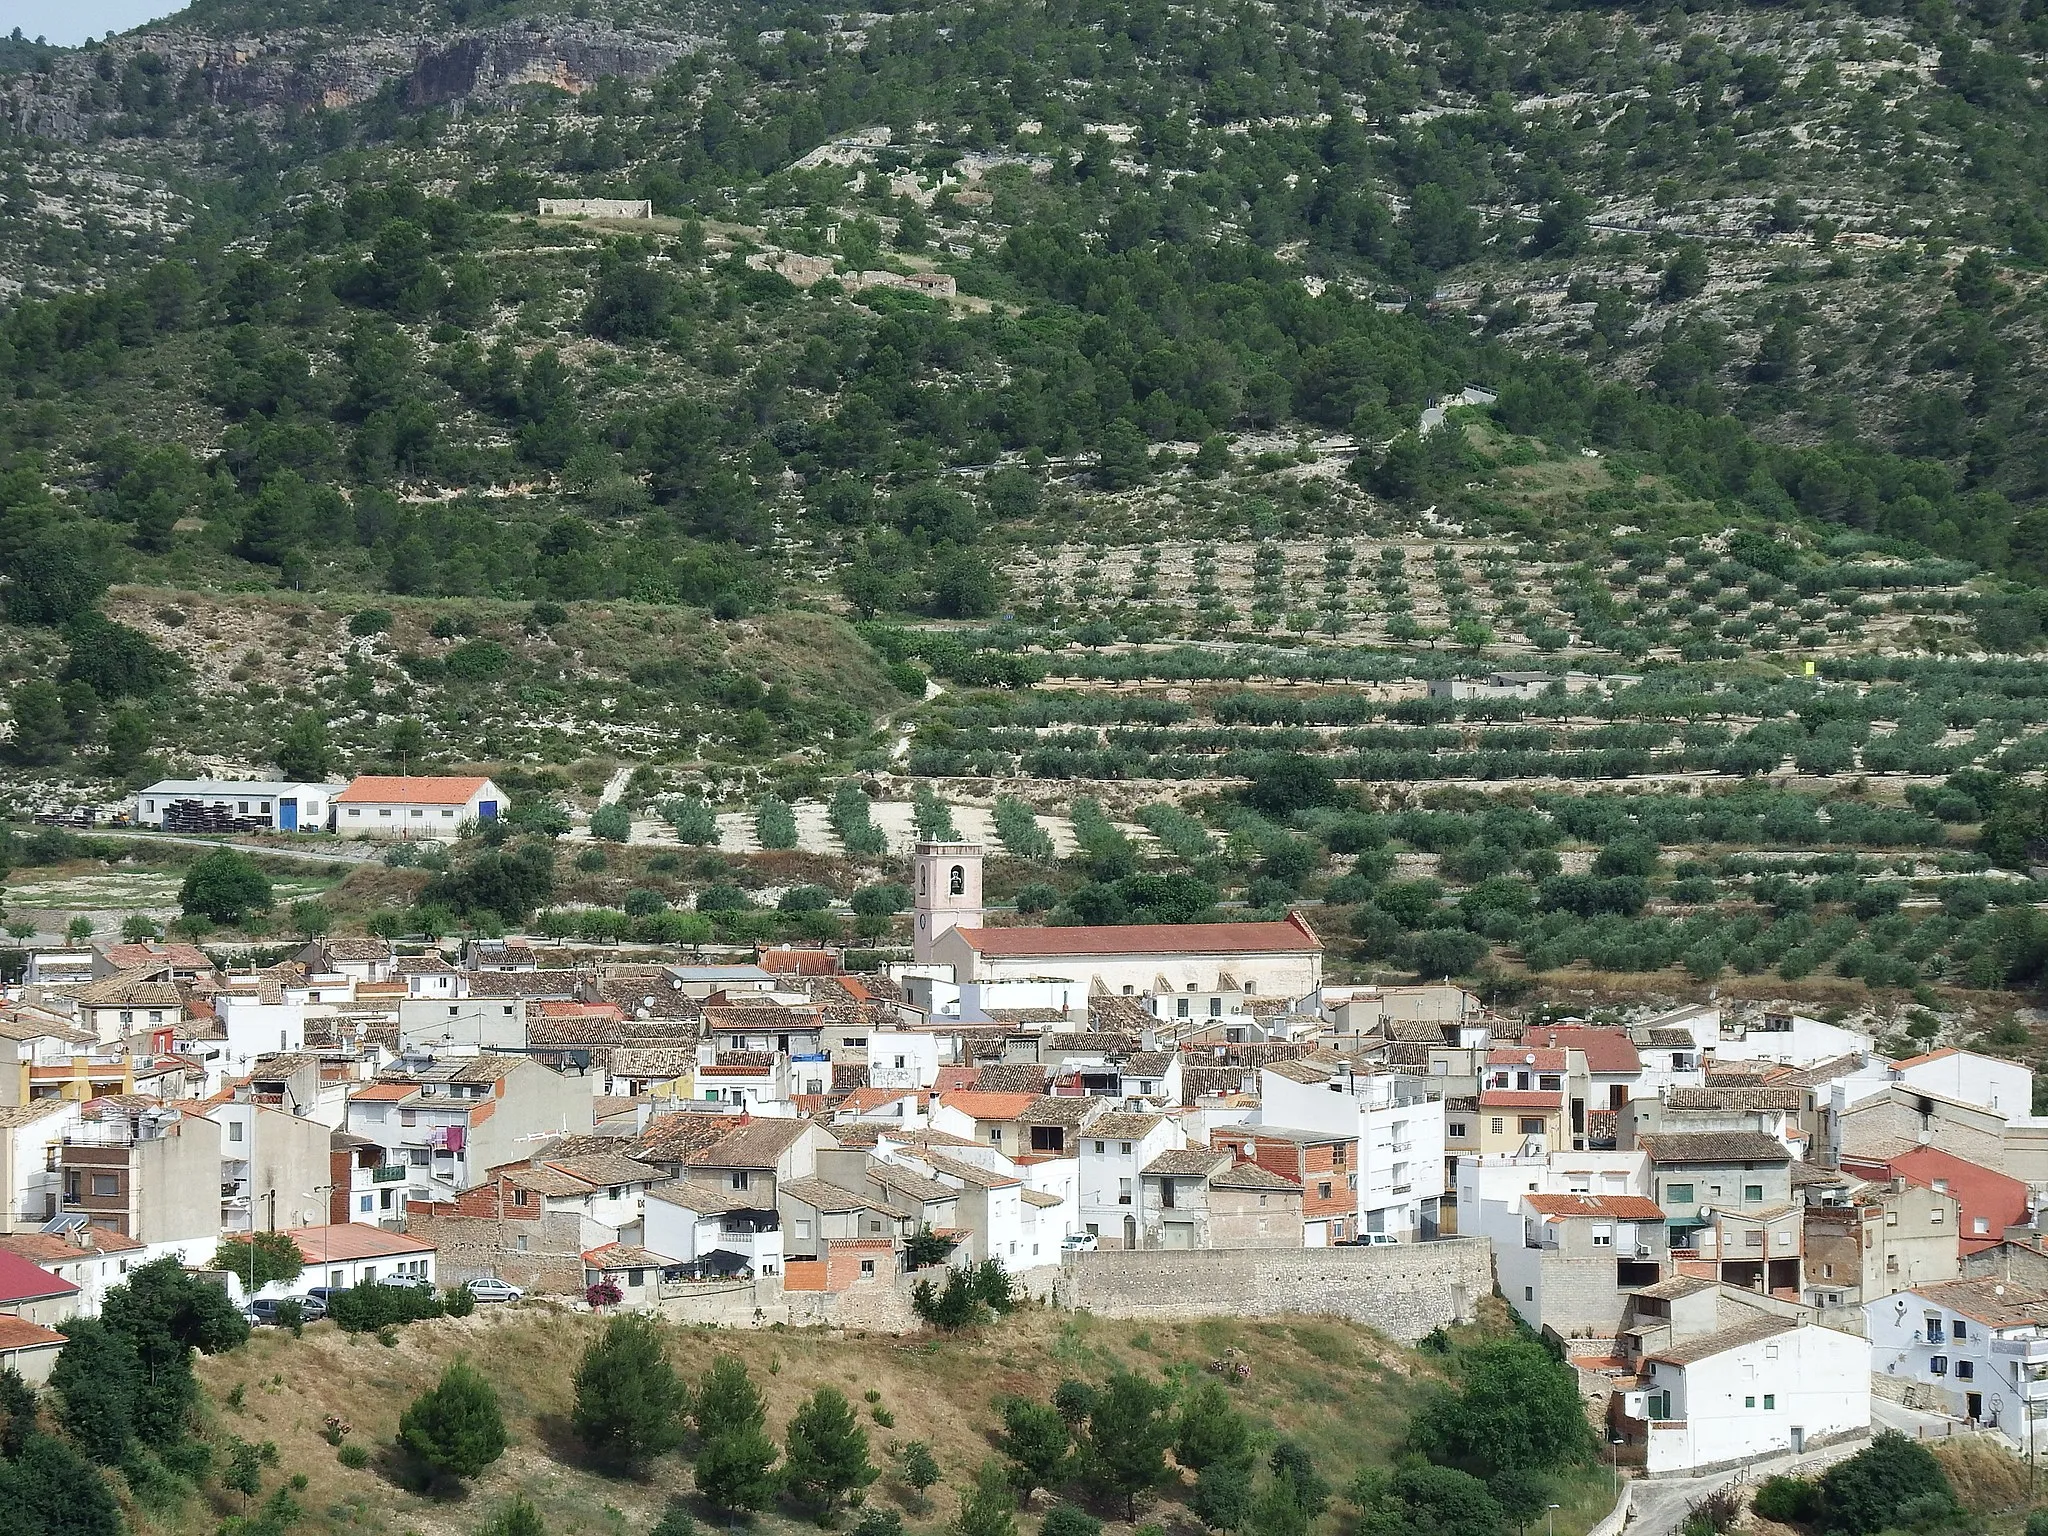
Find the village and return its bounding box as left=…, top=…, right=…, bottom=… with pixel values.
left=0, top=775, right=2038, bottom=1492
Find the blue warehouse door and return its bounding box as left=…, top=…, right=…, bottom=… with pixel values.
left=478, top=800, right=498, bottom=820
left=279, top=799, right=298, bottom=831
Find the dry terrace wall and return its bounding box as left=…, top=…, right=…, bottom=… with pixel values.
left=1056, top=1239, right=1492, bottom=1342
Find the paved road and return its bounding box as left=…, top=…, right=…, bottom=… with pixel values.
left=1623, top=1436, right=1880, bottom=1536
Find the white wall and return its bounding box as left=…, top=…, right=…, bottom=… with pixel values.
left=220, top=999, right=306, bottom=1074
left=1894, top=1053, right=2032, bottom=1120
left=1646, top=1324, right=1870, bottom=1472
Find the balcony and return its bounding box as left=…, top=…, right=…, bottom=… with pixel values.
left=1391, top=1183, right=1413, bottom=1195
left=371, top=1164, right=406, bottom=1183
left=1991, top=1336, right=2048, bottom=1363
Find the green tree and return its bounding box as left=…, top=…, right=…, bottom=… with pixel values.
left=1817, top=1432, right=1957, bottom=1535
left=898, top=1440, right=942, bottom=1510
left=479, top=1496, right=549, bottom=1536
left=997, top=1397, right=1070, bottom=1503
left=783, top=1386, right=877, bottom=1516
left=104, top=707, right=151, bottom=777
left=1244, top=1470, right=1310, bottom=1536
left=755, top=795, right=798, bottom=850
left=399, top=1360, right=508, bottom=1486
left=1174, top=1380, right=1250, bottom=1473
left=1192, top=1456, right=1259, bottom=1532
left=571, top=1313, right=689, bottom=1472
left=275, top=711, right=332, bottom=781
left=180, top=848, right=273, bottom=924
left=1095, top=421, right=1151, bottom=491
left=0, top=1431, right=126, bottom=1536
left=120, top=913, right=163, bottom=942
left=9, top=680, right=68, bottom=765
left=1406, top=1339, right=1591, bottom=1476
left=953, top=1458, right=1019, bottom=1536
left=1355, top=1465, right=1502, bottom=1536
left=663, top=796, right=719, bottom=845
left=1661, top=241, right=1709, bottom=300
left=589, top=802, right=632, bottom=843
left=212, top=1230, right=305, bottom=1290
left=693, top=1356, right=780, bottom=1513
left=50, top=1319, right=140, bottom=1462
left=1078, top=1373, right=1176, bottom=1520
left=388, top=715, right=426, bottom=769
left=223, top=1434, right=267, bottom=1509
left=1267, top=1442, right=1329, bottom=1520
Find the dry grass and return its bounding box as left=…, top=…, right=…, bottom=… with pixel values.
left=181, top=1303, right=1453, bottom=1536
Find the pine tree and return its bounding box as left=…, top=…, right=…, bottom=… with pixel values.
left=1174, top=1380, right=1250, bottom=1473
left=571, top=1313, right=688, bottom=1472
left=399, top=1361, right=507, bottom=1485
left=783, top=1386, right=877, bottom=1516
left=1079, top=1373, right=1175, bottom=1521
left=479, top=1495, right=548, bottom=1536
left=952, top=1459, right=1017, bottom=1536
left=275, top=710, right=331, bottom=781
left=995, top=1397, right=1069, bottom=1503
left=694, top=1425, right=781, bottom=1513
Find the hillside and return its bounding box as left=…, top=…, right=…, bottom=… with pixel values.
left=171, top=1304, right=1607, bottom=1536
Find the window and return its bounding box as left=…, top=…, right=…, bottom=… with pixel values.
left=228, top=1121, right=243, bottom=1143
left=1745, top=1230, right=1763, bottom=1248
left=1763, top=1395, right=1775, bottom=1410
left=1094, top=1141, right=1105, bottom=1154
left=989, top=1128, right=1002, bottom=1144
left=1592, top=1225, right=1613, bottom=1247
left=1886, top=1210, right=1900, bottom=1226
left=514, top=1189, right=529, bottom=1207
left=1209, top=998, right=1222, bottom=1017
left=1666, top=1183, right=1694, bottom=1206
left=360, top=1194, right=373, bottom=1213
left=90, top=1174, right=118, bottom=1198
left=949, top=865, right=965, bottom=895
left=1953, top=1320, right=1967, bottom=1340
left=1975, top=1217, right=1991, bottom=1235
left=1177, top=999, right=1190, bottom=1018
left=1118, top=1178, right=1132, bottom=1205
left=860, top=1259, right=876, bottom=1277
left=1933, top=1179, right=1949, bottom=1194
left=1539, top=1074, right=1561, bottom=1091
left=1490, top=1118, right=1505, bottom=1134
left=729, top=1170, right=751, bottom=1191
left=1448, top=1122, right=1467, bottom=1138
left=410, top=808, right=424, bottom=819
left=1957, top=1360, right=1975, bottom=1380
left=1119, top=1142, right=1133, bottom=1155
left=1319, top=1182, right=1332, bottom=1200
left=1931, top=1207, right=1945, bottom=1224
left=1524, top=1287, right=1534, bottom=1301
left=1930, top=1356, right=1949, bottom=1375
left=1518, top=1117, right=1544, bottom=1135
left=1744, top=1396, right=1756, bottom=1408
left=1744, top=1184, right=1763, bottom=1203
left=628, top=1268, right=645, bottom=1287
left=795, top=1219, right=812, bottom=1239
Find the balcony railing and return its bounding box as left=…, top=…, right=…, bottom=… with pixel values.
left=371, top=1165, right=406, bottom=1183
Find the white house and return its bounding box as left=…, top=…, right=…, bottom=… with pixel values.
left=1076, top=1110, right=1185, bottom=1249
left=866, top=1028, right=942, bottom=1091
left=1637, top=1317, right=1869, bottom=1472
left=133, top=779, right=341, bottom=833
left=334, top=775, right=507, bottom=839
left=643, top=1185, right=784, bottom=1278
left=1714, top=1009, right=1872, bottom=1068
left=217, top=994, right=306, bottom=1075
left=1890, top=1049, right=2032, bottom=1121
left=1867, top=1278, right=2048, bottom=1439
left=1262, top=1060, right=1448, bottom=1240
left=262, top=1224, right=437, bottom=1300
left=0, top=1099, right=82, bottom=1231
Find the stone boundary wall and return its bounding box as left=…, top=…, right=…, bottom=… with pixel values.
left=1054, top=1239, right=1492, bottom=1342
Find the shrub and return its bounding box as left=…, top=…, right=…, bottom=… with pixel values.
left=1818, top=1432, right=1958, bottom=1535
left=589, top=802, right=632, bottom=842
left=663, top=795, right=720, bottom=845
left=397, top=1360, right=506, bottom=1485
left=755, top=795, right=798, bottom=850
left=337, top=1441, right=370, bottom=1469
left=1752, top=1475, right=1819, bottom=1524
left=348, top=608, right=393, bottom=636
left=327, top=1281, right=444, bottom=1333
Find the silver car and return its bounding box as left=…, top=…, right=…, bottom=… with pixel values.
left=466, top=1277, right=525, bottom=1303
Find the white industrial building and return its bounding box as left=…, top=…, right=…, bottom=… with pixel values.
left=133, top=779, right=341, bottom=832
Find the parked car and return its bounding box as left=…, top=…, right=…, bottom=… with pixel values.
left=304, top=1286, right=350, bottom=1308
left=246, top=1295, right=326, bottom=1325
left=466, top=1277, right=525, bottom=1303
left=1357, top=1232, right=1401, bottom=1246
left=1061, top=1231, right=1099, bottom=1253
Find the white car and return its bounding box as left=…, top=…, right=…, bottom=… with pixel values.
left=466, top=1277, right=525, bottom=1303
left=1061, top=1232, right=1099, bottom=1252
left=1357, top=1232, right=1401, bottom=1247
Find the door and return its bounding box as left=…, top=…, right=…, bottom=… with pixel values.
left=1967, top=1393, right=1982, bottom=1421
left=478, top=800, right=499, bottom=820
left=1790, top=1427, right=1804, bottom=1453
left=279, top=798, right=297, bottom=831
left=1122, top=1215, right=1137, bottom=1250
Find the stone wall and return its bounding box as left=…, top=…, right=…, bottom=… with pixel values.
left=1055, top=1239, right=1491, bottom=1342
left=406, top=1210, right=585, bottom=1293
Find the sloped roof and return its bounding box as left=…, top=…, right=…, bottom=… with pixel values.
left=1524, top=1194, right=1666, bottom=1221
left=336, top=775, right=492, bottom=804
left=1144, top=1149, right=1230, bottom=1177
left=780, top=1177, right=898, bottom=1216
left=0, top=1248, right=79, bottom=1304
left=957, top=914, right=1321, bottom=958
left=1209, top=1161, right=1302, bottom=1193
left=1644, top=1315, right=1798, bottom=1366
left=938, top=1091, right=1039, bottom=1122
left=1524, top=1026, right=1642, bottom=1075
left=285, top=1225, right=434, bottom=1262
left=685, top=1118, right=818, bottom=1169
left=1640, top=1132, right=1791, bottom=1164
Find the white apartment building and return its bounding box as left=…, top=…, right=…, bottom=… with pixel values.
left=1261, top=1061, right=1447, bottom=1240
left=1076, top=1110, right=1185, bottom=1249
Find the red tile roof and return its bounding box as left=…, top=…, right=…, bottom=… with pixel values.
left=936, top=1091, right=1039, bottom=1121
left=0, top=1248, right=79, bottom=1305
left=285, top=1225, right=435, bottom=1263
left=350, top=1082, right=415, bottom=1102
left=1488, top=1047, right=1568, bottom=1070
left=1524, top=1193, right=1667, bottom=1221
left=0, top=1316, right=67, bottom=1354
left=336, top=775, right=492, bottom=805
left=1523, top=1026, right=1642, bottom=1075
left=956, top=913, right=1321, bottom=958
left=1481, top=1090, right=1563, bottom=1109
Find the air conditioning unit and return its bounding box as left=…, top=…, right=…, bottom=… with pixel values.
left=1634, top=1243, right=1652, bottom=1258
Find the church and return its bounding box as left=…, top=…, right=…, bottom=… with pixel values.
left=910, top=840, right=1324, bottom=999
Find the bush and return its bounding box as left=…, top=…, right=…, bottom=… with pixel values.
left=1752, top=1475, right=1819, bottom=1524
left=589, top=803, right=632, bottom=842
left=327, top=1281, right=444, bottom=1333
left=337, top=1441, right=370, bottom=1469
left=398, top=1360, right=506, bottom=1485
left=1818, top=1432, right=1958, bottom=1535
left=663, top=795, right=719, bottom=845
left=755, top=795, right=798, bottom=850
left=1014, top=882, right=1060, bottom=915
left=348, top=608, right=393, bottom=636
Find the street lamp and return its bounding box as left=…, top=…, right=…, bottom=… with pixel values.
left=1547, top=1503, right=1560, bottom=1536
left=304, top=1186, right=338, bottom=1286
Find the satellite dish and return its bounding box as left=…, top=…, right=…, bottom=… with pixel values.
left=1697, top=1205, right=1713, bottom=1221
left=1525, top=1052, right=1537, bottom=1065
